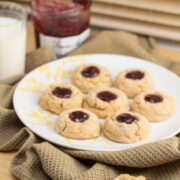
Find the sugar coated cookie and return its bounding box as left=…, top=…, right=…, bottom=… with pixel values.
left=103, top=111, right=150, bottom=143
left=72, top=64, right=112, bottom=93
left=114, top=69, right=155, bottom=98
left=114, top=174, right=146, bottom=180
left=55, top=108, right=100, bottom=139
left=131, top=91, right=176, bottom=122
left=39, top=83, right=83, bottom=114
left=84, top=87, right=129, bottom=118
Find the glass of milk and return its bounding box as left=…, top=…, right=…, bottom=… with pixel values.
left=0, top=2, right=27, bottom=83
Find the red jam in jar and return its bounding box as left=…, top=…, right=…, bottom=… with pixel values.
left=31, top=0, right=91, bottom=56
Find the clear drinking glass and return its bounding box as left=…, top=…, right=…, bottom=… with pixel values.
left=0, top=2, right=27, bottom=83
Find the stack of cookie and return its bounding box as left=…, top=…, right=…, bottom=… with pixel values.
left=39, top=64, right=176, bottom=144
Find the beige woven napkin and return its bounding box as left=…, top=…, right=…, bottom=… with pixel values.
left=0, top=31, right=180, bottom=180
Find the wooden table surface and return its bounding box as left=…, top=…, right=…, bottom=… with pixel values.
left=0, top=22, right=180, bottom=180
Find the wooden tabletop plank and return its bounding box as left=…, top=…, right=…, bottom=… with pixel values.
left=0, top=152, right=16, bottom=180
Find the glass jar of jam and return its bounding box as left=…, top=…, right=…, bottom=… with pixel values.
left=31, top=0, right=91, bottom=57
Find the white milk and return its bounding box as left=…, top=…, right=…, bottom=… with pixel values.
left=0, top=17, right=26, bottom=82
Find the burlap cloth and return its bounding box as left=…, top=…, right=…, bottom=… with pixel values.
left=0, top=31, right=180, bottom=180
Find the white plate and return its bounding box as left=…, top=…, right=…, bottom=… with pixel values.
left=13, top=54, right=180, bottom=152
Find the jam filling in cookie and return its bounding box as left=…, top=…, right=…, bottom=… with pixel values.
left=116, top=113, right=137, bottom=124
left=97, top=91, right=117, bottom=102
left=81, top=66, right=100, bottom=78
left=125, top=71, right=144, bottom=80
left=145, top=94, right=163, bottom=103
left=69, top=111, right=89, bottom=123
left=52, top=87, right=72, bottom=98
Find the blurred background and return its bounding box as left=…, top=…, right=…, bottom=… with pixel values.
left=1, top=0, right=180, bottom=58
